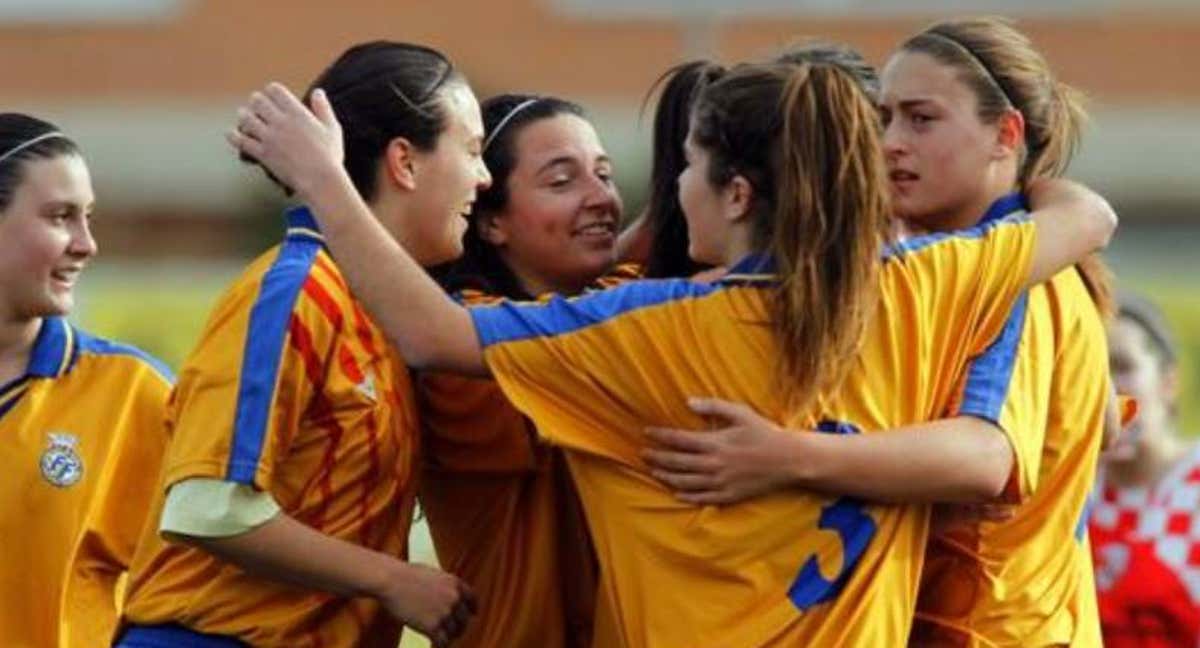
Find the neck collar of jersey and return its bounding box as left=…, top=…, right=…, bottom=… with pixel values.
left=720, top=253, right=777, bottom=285
left=285, top=205, right=326, bottom=244
left=979, top=192, right=1028, bottom=225
left=27, top=317, right=78, bottom=378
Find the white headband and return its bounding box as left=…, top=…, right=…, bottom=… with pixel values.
left=0, top=131, right=68, bottom=167
left=482, top=99, right=539, bottom=153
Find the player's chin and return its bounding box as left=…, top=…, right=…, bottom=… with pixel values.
left=430, top=236, right=465, bottom=267
left=37, top=289, right=74, bottom=317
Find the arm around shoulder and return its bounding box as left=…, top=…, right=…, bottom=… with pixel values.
left=1025, top=178, right=1117, bottom=288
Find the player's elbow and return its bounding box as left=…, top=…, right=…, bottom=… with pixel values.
left=1083, top=193, right=1118, bottom=253
left=391, top=330, right=487, bottom=377
left=964, top=424, right=1015, bottom=501
left=393, top=332, right=458, bottom=372
left=393, top=333, right=438, bottom=370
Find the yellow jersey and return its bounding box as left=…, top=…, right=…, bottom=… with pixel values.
left=418, top=264, right=639, bottom=648
left=419, top=292, right=594, bottom=648
left=914, top=194, right=1109, bottom=647
left=122, top=207, right=420, bottom=648
left=0, top=316, right=171, bottom=648
left=467, top=214, right=1036, bottom=646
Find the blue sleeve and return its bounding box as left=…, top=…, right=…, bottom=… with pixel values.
left=958, top=292, right=1029, bottom=424
left=469, top=279, right=718, bottom=347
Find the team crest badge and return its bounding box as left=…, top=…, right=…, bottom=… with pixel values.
left=40, top=432, right=83, bottom=488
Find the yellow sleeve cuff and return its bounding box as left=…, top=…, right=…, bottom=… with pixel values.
left=159, top=478, right=281, bottom=538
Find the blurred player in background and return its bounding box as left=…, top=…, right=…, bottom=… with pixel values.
left=1091, top=291, right=1200, bottom=647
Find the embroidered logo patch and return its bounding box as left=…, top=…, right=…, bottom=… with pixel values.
left=40, top=432, right=83, bottom=488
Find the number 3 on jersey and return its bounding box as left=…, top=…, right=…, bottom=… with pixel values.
left=788, top=420, right=878, bottom=611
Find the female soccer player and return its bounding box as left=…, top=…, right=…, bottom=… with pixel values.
left=645, top=19, right=1115, bottom=646
left=0, top=113, right=172, bottom=648
left=1091, top=292, right=1200, bottom=647
left=419, top=93, right=626, bottom=647
left=117, top=42, right=487, bottom=648
left=890, top=21, right=1114, bottom=645
left=617, top=59, right=724, bottom=278
left=230, top=50, right=1114, bottom=644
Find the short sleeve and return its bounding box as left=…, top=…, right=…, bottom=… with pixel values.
left=950, top=290, right=1053, bottom=501
left=162, top=241, right=327, bottom=492
left=886, top=213, right=1039, bottom=422
left=159, top=478, right=282, bottom=538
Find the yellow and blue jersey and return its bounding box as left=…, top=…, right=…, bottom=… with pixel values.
left=914, top=194, right=1110, bottom=646
left=465, top=214, right=1036, bottom=646
left=417, top=264, right=638, bottom=648
left=0, top=316, right=172, bottom=648
left=122, top=207, right=420, bottom=648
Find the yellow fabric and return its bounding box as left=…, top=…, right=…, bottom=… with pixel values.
left=159, top=478, right=281, bottom=538
left=469, top=216, right=1036, bottom=646
left=915, top=268, right=1110, bottom=646
left=122, top=231, right=420, bottom=648
left=416, top=268, right=641, bottom=648
left=0, top=317, right=171, bottom=648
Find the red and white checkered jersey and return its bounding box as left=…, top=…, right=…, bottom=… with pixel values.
left=1090, top=444, right=1200, bottom=647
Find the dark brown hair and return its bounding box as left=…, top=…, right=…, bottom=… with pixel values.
left=641, top=60, right=726, bottom=278
left=434, top=94, right=587, bottom=299
left=0, top=113, right=81, bottom=212
left=245, top=40, right=460, bottom=202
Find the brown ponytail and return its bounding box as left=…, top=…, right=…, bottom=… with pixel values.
left=1025, top=80, right=1086, bottom=181
left=772, top=64, right=891, bottom=411
left=693, top=55, right=890, bottom=413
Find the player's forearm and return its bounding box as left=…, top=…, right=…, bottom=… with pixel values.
left=793, top=417, right=1013, bottom=503
left=299, top=168, right=486, bottom=375
left=1025, top=180, right=1117, bottom=288
left=178, top=512, right=400, bottom=600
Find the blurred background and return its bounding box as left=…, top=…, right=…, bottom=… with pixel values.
left=3, top=1, right=1197, bottom=645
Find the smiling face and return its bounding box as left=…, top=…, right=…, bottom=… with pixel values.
left=386, top=81, right=493, bottom=267
left=879, top=50, right=1014, bottom=231
left=0, top=154, right=97, bottom=322
left=481, top=113, right=622, bottom=295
